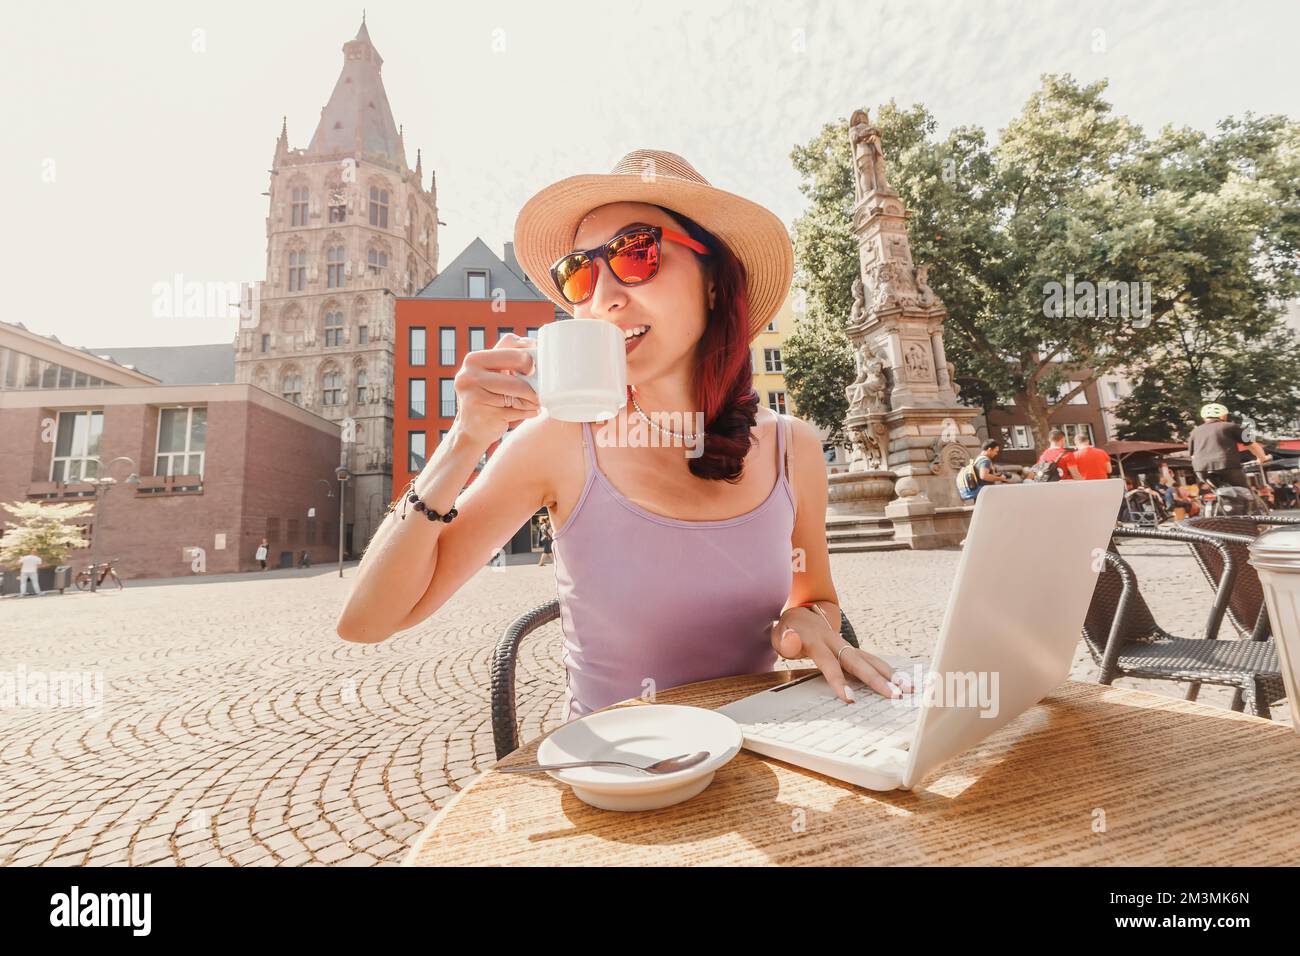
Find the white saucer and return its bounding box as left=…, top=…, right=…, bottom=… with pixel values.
left=536, top=704, right=742, bottom=812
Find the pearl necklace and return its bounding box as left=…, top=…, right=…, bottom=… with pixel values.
left=629, top=389, right=699, bottom=442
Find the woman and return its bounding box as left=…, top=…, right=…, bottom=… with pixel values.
left=337, top=149, right=913, bottom=718
left=536, top=518, right=553, bottom=567
left=255, top=538, right=268, bottom=571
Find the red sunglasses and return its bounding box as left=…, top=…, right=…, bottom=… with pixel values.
left=549, top=224, right=710, bottom=306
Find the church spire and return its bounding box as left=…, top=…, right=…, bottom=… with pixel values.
left=307, top=18, right=402, bottom=165
left=274, top=115, right=289, bottom=162
left=414, top=148, right=423, bottom=186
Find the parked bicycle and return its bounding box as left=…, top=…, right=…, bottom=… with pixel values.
left=75, top=559, right=123, bottom=591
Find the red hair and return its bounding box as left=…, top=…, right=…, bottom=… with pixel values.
left=650, top=204, right=760, bottom=482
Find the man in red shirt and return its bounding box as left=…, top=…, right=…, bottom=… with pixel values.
left=1062, top=432, right=1112, bottom=480
left=1034, top=428, right=1073, bottom=480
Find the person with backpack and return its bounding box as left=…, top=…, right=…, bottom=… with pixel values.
left=957, top=439, right=1009, bottom=502
left=1061, top=432, right=1112, bottom=480
left=1031, top=429, right=1071, bottom=482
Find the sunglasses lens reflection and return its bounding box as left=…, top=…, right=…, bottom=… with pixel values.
left=607, top=230, right=658, bottom=285
left=555, top=254, right=593, bottom=304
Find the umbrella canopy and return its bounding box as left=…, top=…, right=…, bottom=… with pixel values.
left=1101, top=440, right=1188, bottom=456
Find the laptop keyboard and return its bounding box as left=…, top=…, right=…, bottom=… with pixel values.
left=740, top=675, right=923, bottom=759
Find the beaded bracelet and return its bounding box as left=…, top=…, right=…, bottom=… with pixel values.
left=387, top=478, right=459, bottom=523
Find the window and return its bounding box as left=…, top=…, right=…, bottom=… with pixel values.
left=440, top=378, right=456, bottom=417
left=1050, top=381, right=1088, bottom=406
left=358, top=325, right=369, bottom=345
left=998, top=425, right=1032, bottom=450
left=326, top=246, right=345, bottom=288
left=767, top=391, right=788, bottom=415
left=409, top=431, right=426, bottom=471
left=356, top=369, right=368, bottom=404
left=766, top=317, right=778, bottom=333
left=526, top=327, right=540, bottom=339
left=1063, top=423, right=1096, bottom=446
left=497, top=326, right=513, bottom=344
left=764, top=348, right=783, bottom=373
left=369, top=186, right=389, bottom=228
left=440, top=328, right=456, bottom=365
left=367, top=248, right=388, bottom=275
left=324, top=311, right=344, bottom=347
left=469, top=328, right=485, bottom=352
left=260, top=334, right=269, bottom=353
left=467, top=271, right=488, bottom=299
left=1104, top=380, right=1125, bottom=402
left=439, top=429, right=449, bottom=445
left=282, top=373, right=303, bottom=405
left=50, top=410, right=103, bottom=482
left=410, top=328, right=426, bottom=366
left=409, top=378, right=426, bottom=418
left=155, top=406, right=207, bottom=477
left=322, top=369, right=344, bottom=406
left=291, top=187, right=309, bottom=227
left=288, top=250, right=306, bottom=292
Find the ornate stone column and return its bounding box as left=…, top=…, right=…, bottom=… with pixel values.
left=836, top=108, right=983, bottom=547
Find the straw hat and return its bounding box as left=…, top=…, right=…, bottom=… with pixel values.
left=513, top=149, right=794, bottom=341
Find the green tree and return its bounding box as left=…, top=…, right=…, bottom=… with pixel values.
left=783, top=75, right=1300, bottom=450
left=0, top=500, right=93, bottom=567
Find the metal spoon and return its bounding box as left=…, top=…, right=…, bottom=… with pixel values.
left=496, top=751, right=710, bottom=775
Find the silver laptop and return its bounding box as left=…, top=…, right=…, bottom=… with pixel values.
left=717, top=478, right=1124, bottom=791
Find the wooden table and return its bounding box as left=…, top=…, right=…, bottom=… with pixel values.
left=404, top=671, right=1300, bottom=866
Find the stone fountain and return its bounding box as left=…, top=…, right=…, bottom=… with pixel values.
left=827, top=108, right=983, bottom=548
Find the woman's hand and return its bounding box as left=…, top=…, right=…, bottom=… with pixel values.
left=453, top=333, right=542, bottom=446
left=771, top=607, right=915, bottom=704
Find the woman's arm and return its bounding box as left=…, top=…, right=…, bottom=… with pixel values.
left=336, top=336, right=550, bottom=644
left=769, top=416, right=913, bottom=703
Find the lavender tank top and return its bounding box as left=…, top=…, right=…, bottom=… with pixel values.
left=551, top=413, right=796, bottom=720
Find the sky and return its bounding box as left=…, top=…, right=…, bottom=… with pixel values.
left=4, top=0, right=1299, bottom=348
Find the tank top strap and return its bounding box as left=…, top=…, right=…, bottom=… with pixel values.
left=775, top=411, right=789, bottom=482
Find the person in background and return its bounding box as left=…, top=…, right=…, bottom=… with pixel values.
left=536, top=518, right=553, bottom=567
left=973, top=439, right=1009, bottom=499
left=1062, top=432, right=1112, bottom=480
left=1033, top=428, right=1073, bottom=480
left=255, top=538, right=269, bottom=571
left=18, top=552, right=43, bottom=596
left=1187, top=402, right=1269, bottom=490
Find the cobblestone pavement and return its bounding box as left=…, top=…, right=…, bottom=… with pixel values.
left=0, top=540, right=1290, bottom=866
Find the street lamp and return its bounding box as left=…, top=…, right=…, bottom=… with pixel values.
left=335, top=466, right=350, bottom=577
left=84, top=457, right=140, bottom=594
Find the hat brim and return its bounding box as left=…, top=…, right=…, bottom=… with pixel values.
left=513, top=172, right=793, bottom=341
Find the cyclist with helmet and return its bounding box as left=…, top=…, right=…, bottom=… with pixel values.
left=1187, top=402, right=1270, bottom=491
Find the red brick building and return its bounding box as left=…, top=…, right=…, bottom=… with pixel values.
left=984, top=374, right=1112, bottom=468
left=0, top=322, right=343, bottom=581
left=393, top=239, right=561, bottom=552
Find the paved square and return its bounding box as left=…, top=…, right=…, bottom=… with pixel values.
left=0, top=541, right=1289, bottom=866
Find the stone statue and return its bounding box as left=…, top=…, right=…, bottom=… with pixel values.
left=869, top=261, right=916, bottom=312
left=915, top=264, right=938, bottom=308
left=847, top=276, right=866, bottom=330
left=845, top=342, right=890, bottom=414
left=846, top=425, right=886, bottom=472
left=904, top=342, right=932, bottom=381
left=849, top=109, right=894, bottom=201
left=945, top=362, right=962, bottom=400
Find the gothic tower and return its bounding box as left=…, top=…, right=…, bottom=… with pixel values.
left=235, top=17, right=439, bottom=553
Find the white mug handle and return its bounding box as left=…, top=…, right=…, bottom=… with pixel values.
left=517, top=344, right=540, bottom=397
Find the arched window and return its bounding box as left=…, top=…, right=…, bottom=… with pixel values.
left=288, top=250, right=307, bottom=292
left=322, top=368, right=344, bottom=406
left=369, top=185, right=389, bottom=228
left=355, top=369, right=368, bottom=404
left=291, top=187, right=309, bottom=227
left=326, top=246, right=345, bottom=288
left=367, top=247, right=388, bottom=275
left=323, top=310, right=344, bottom=347
left=280, top=308, right=304, bottom=333
left=281, top=371, right=303, bottom=405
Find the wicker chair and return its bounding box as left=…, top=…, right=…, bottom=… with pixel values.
left=1081, top=526, right=1285, bottom=718
left=490, top=600, right=862, bottom=760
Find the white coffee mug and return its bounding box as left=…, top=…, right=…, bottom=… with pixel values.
left=517, top=320, right=627, bottom=422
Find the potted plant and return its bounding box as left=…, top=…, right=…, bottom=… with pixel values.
left=0, top=500, right=93, bottom=595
